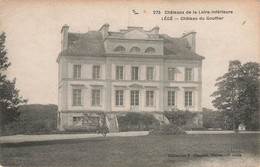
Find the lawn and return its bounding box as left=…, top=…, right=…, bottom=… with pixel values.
left=0, top=133, right=259, bottom=167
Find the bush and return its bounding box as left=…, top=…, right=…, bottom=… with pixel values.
left=203, top=109, right=235, bottom=130
left=164, top=110, right=196, bottom=126
left=64, top=124, right=109, bottom=134
left=96, top=125, right=109, bottom=136
left=149, top=124, right=186, bottom=135
left=181, top=124, right=206, bottom=131
left=249, top=111, right=260, bottom=131
left=64, top=125, right=96, bottom=132
left=117, top=112, right=158, bottom=131
left=1, top=104, right=57, bottom=136
left=2, top=119, right=56, bottom=135
left=202, top=109, right=223, bottom=128
left=2, top=121, right=23, bottom=136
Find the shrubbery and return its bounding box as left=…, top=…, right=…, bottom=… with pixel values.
left=164, top=110, right=196, bottom=126
left=202, top=108, right=235, bottom=130
left=3, top=119, right=56, bottom=135
left=203, top=109, right=222, bottom=128
left=96, top=125, right=109, bottom=136
left=117, top=112, right=158, bottom=131
left=63, top=125, right=95, bottom=132
left=1, top=104, right=57, bottom=136
left=181, top=124, right=206, bottom=131
left=149, top=124, right=186, bottom=135
left=64, top=124, right=109, bottom=135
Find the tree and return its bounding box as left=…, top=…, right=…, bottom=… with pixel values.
left=0, top=32, right=27, bottom=132
left=211, top=60, right=260, bottom=130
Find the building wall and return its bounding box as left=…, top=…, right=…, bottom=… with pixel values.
left=58, top=56, right=202, bottom=113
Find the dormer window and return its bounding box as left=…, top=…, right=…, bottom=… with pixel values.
left=145, top=47, right=155, bottom=54
left=130, top=47, right=141, bottom=53
left=114, top=46, right=126, bottom=53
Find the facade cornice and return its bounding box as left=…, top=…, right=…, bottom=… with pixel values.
left=59, top=110, right=165, bottom=114
left=104, top=37, right=163, bottom=42
left=105, top=53, right=164, bottom=58
left=59, top=78, right=201, bottom=84
left=57, top=52, right=204, bottom=61
left=164, top=55, right=205, bottom=60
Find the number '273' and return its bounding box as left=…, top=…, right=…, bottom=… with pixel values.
left=153, top=10, right=161, bottom=14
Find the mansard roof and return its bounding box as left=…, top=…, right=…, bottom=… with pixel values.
left=62, top=31, right=105, bottom=56
left=59, top=30, right=204, bottom=60
left=159, top=34, right=204, bottom=60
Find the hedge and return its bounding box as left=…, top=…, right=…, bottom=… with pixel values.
left=117, top=112, right=159, bottom=131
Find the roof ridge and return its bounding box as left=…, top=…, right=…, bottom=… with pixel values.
left=62, top=29, right=204, bottom=60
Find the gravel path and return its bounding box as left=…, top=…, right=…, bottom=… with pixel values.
left=1, top=131, right=259, bottom=144
left=0, top=131, right=149, bottom=144
left=186, top=130, right=260, bottom=134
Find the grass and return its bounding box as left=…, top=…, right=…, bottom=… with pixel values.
left=0, top=133, right=259, bottom=167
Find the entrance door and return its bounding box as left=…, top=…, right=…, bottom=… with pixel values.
left=130, top=90, right=139, bottom=111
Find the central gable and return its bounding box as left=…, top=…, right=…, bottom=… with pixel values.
left=124, top=30, right=148, bottom=39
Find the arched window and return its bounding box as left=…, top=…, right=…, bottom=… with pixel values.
left=114, top=46, right=126, bottom=52
left=129, top=47, right=141, bottom=53
left=145, top=47, right=155, bottom=54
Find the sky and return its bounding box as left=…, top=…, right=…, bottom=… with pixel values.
left=0, top=0, right=259, bottom=109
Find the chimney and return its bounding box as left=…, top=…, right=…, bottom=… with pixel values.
left=61, top=24, right=69, bottom=51
left=182, top=31, right=196, bottom=52
left=151, top=26, right=160, bottom=34
left=99, top=23, right=110, bottom=39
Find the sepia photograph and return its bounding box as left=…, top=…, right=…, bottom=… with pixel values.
left=0, top=0, right=259, bottom=166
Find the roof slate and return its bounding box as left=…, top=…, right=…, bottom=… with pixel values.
left=62, top=31, right=105, bottom=56
left=60, top=30, right=204, bottom=60
left=159, top=34, right=204, bottom=60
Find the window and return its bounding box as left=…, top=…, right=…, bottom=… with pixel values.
left=114, top=46, right=126, bottom=52
left=73, top=89, right=81, bottom=106
left=116, top=66, right=124, bottom=80
left=131, top=67, right=139, bottom=80
left=92, top=90, right=101, bottom=106
left=168, top=68, right=175, bottom=80
left=185, top=68, right=192, bottom=81
left=131, top=91, right=139, bottom=106
left=145, top=47, right=155, bottom=54
left=168, top=91, right=175, bottom=106
left=93, top=65, right=100, bottom=79
left=185, top=91, right=192, bottom=106
left=73, top=65, right=81, bottom=78
left=73, top=117, right=82, bottom=125
left=130, top=47, right=141, bottom=53
left=147, top=67, right=154, bottom=80
left=115, top=90, right=124, bottom=106
left=146, top=91, right=154, bottom=106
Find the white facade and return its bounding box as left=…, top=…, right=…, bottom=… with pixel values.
left=57, top=24, right=204, bottom=129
